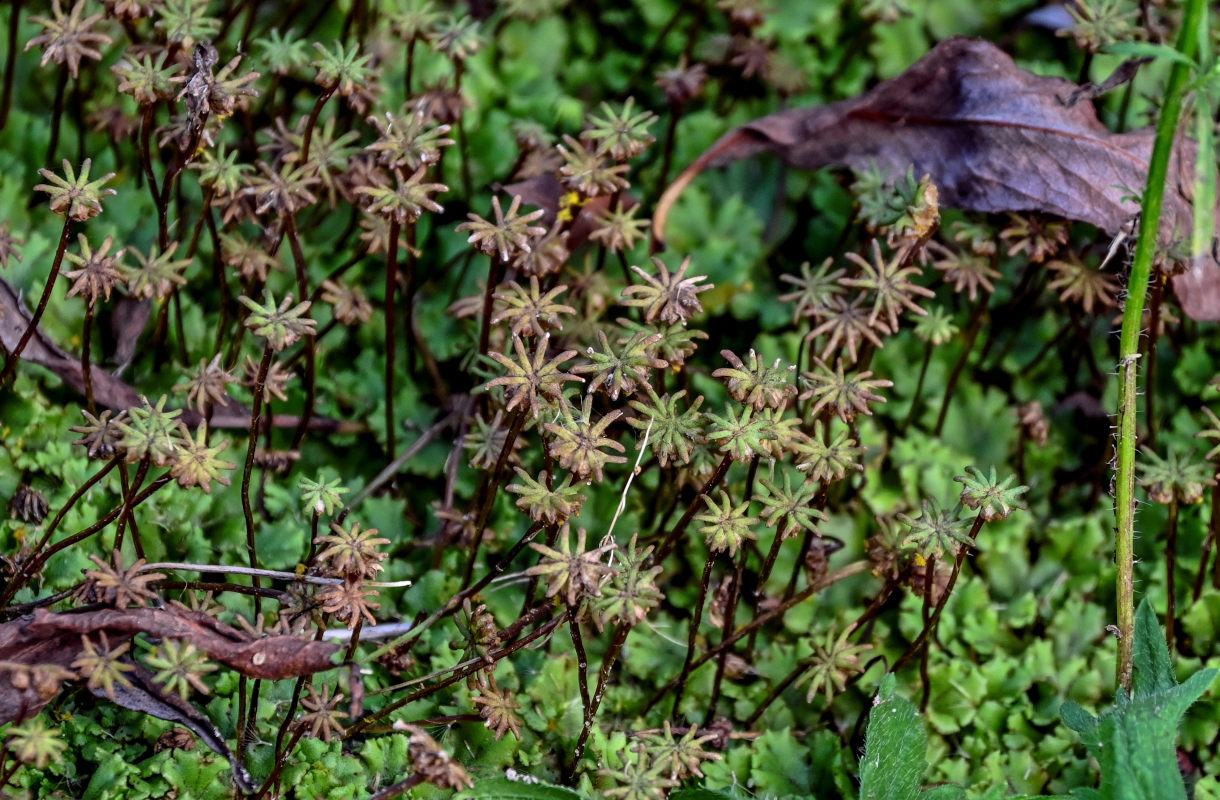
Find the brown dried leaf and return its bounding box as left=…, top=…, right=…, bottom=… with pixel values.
left=25, top=606, right=340, bottom=681
left=0, top=604, right=341, bottom=726
left=0, top=605, right=278, bottom=792
left=654, top=37, right=1220, bottom=319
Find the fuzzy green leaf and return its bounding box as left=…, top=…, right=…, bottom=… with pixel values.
left=1061, top=600, right=1218, bottom=800
left=859, top=674, right=927, bottom=800
left=1131, top=598, right=1176, bottom=695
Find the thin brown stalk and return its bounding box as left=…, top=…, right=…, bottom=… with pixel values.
left=0, top=474, right=172, bottom=609
left=706, top=545, right=747, bottom=722
left=81, top=300, right=96, bottom=414
left=934, top=291, right=989, bottom=436
left=368, top=774, right=426, bottom=800
left=893, top=515, right=987, bottom=673
left=564, top=606, right=591, bottom=778
left=0, top=0, right=21, bottom=131
left=114, top=457, right=151, bottom=559
left=569, top=623, right=631, bottom=774
left=643, top=559, right=871, bottom=713
left=671, top=550, right=717, bottom=720
left=242, top=346, right=274, bottom=614
left=350, top=608, right=563, bottom=736
left=460, top=408, right=527, bottom=588
left=0, top=217, right=72, bottom=387
left=284, top=215, right=316, bottom=451
left=385, top=218, right=402, bottom=459
left=45, top=68, right=68, bottom=168
left=653, top=454, right=732, bottom=564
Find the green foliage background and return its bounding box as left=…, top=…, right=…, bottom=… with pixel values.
left=0, top=1, right=1219, bottom=799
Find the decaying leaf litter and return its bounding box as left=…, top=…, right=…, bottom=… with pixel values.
left=656, top=37, right=1220, bottom=319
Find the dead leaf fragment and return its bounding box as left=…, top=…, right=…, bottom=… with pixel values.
left=655, top=37, right=1220, bottom=319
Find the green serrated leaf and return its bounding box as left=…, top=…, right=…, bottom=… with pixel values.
left=1131, top=599, right=1176, bottom=696
left=749, top=728, right=814, bottom=796
left=860, top=674, right=927, bottom=800
left=1062, top=600, right=1218, bottom=800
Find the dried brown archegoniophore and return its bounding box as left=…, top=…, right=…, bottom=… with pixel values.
left=654, top=37, right=1220, bottom=320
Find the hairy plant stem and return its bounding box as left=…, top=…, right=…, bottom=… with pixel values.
left=1201, top=480, right=1220, bottom=598
left=242, top=346, right=274, bottom=617
left=1114, top=0, right=1203, bottom=691
left=0, top=218, right=72, bottom=388
left=1145, top=273, right=1165, bottom=451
